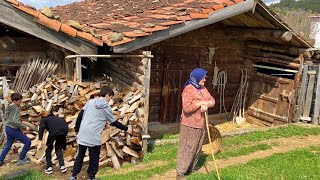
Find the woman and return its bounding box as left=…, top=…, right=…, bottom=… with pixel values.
left=176, top=68, right=215, bottom=179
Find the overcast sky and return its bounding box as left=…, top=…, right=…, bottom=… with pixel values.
left=19, top=0, right=277, bottom=9
left=18, top=0, right=82, bottom=9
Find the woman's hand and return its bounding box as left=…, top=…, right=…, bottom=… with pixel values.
left=200, top=105, right=208, bottom=112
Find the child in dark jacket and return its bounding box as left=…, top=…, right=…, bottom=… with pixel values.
left=0, top=93, right=31, bottom=166
left=37, top=113, right=68, bottom=174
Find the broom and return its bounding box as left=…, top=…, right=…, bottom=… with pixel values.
left=205, top=111, right=221, bottom=180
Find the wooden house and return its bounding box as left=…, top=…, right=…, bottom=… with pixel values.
left=1, top=0, right=314, bottom=128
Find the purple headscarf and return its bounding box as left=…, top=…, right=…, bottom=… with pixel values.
left=184, top=68, right=208, bottom=89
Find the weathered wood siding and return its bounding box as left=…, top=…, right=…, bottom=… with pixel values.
left=145, top=23, right=245, bottom=123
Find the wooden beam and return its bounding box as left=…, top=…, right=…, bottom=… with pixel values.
left=113, top=0, right=255, bottom=53
left=312, top=64, right=320, bottom=124
left=255, top=1, right=311, bottom=48
left=246, top=41, right=306, bottom=56
left=302, top=71, right=316, bottom=118
left=226, top=27, right=293, bottom=41
left=142, top=51, right=151, bottom=153
left=0, top=0, right=97, bottom=55
left=294, top=65, right=308, bottom=122
left=75, top=57, right=82, bottom=82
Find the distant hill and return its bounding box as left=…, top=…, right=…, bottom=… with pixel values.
left=262, top=0, right=281, bottom=5
left=270, top=0, right=320, bottom=13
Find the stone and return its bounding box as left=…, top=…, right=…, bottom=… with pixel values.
left=145, top=23, right=155, bottom=28
left=40, top=7, right=54, bottom=18
left=109, top=33, right=124, bottom=43
left=67, top=20, right=83, bottom=31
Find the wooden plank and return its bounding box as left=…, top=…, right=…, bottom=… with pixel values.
left=122, top=146, right=139, bottom=158
left=294, top=65, right=308, bottom=122
left=302, top=73, right=315, bottom=118
left=75, top=57, right=82, bottom=82
left=0, top=0, right=97, bottom=55
left=312, top=64, right=320, bottom=124
left=142, top=53, right=151, bottom=152
left=111, top=155, right=121, bottom=170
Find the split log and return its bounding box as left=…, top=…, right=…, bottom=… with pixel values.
left=7, top=75, right=145, bottom=169
left=244, top=55, right=300, bottom=69
left=226, top=27, right=293, bottom=41
left=246, top=41, right=306, bottom=56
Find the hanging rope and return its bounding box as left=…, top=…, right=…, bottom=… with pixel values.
left=217, top=70, right=228, bottom=115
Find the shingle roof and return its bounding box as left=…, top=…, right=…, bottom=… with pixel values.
left=8, top=0, right=245, bottom=47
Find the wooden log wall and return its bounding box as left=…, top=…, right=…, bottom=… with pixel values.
left=145, top=23, right=245, bottom=123
left=99, top=52, right=151, bottom=139
left=0, top=35, right=65, bottom=77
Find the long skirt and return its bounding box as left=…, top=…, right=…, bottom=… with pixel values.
left=176, top=124, right=205, bottom=176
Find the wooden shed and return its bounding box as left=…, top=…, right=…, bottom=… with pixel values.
left=3, top=0, right=313, bottom=127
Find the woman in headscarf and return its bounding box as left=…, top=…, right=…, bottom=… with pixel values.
left=176, top=68, right=215, bottom=179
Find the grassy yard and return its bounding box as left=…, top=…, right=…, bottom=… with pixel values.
left=189, top=145, right=320, bottom=180
left=4, top=124, right=320, bottom=180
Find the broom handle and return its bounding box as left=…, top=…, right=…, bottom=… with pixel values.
left=205, top=111, right=221, bottom=180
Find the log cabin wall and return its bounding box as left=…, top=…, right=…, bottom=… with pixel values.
left=143, top=22, right=246, bottom=123
left=0, top=24, right=66, bottom=77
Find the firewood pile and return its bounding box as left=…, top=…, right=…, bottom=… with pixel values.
left=9, top=75, right=145, bottom=169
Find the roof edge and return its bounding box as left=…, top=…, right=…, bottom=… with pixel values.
left=113, top=0, right=256, bottom=53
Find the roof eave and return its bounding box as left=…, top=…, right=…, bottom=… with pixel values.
left=0, top=0, right=97, bottom=55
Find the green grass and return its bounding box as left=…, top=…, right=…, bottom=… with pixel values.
left=143, top=143, right=178, bottom=163
left=216, top=144, right=272, bottom=159
left=160, top=134, right=179, bottom=140
left=0, top=170, right=51, bottom=180
left=100, top=162, right=175, bottom=180
left=189, top=146, right=320, bottom=180
left=222, top=125, right=320, bottom=148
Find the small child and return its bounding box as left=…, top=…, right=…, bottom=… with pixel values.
left=0, top=93, right=31, bottom=166
left=37, top=113, right=68, bottom=174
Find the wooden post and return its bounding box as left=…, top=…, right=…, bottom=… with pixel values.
left=142, top=51, right=151, bottom=153
left=294, top=65, right=309, bottom=122
left=301, top=71, right=316, bottom=121
left=312, top=64, right=320, bottom=124
left=75, top=57, right=82, bottom=82
left=0, top=77, right=9, bottom=145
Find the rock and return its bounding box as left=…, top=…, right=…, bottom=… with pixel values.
left=67, top=20, right=83, bottom=31
left=177, top=11, right=188, bottom=16
left=53, top=15, right=61, bottom=21
left=145, top=23, right=155, bottom=28
left=40, top=7, right=54, bottom=18
left=109, top=33, right=124, bottom=43
left=133, top=30, right=144, bottom=34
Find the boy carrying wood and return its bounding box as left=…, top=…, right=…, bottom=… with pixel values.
left=0, top=93, right=31, bottom=166
left=69, top=85, right=132, bottom=180
left=37, top=113, right=68, bottom=174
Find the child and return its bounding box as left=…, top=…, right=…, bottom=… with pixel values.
left=37, top=113, right=68, bottom=174
left=0, top=93, right=31, bottom=166
left=70, top=86, right=132, bottom=180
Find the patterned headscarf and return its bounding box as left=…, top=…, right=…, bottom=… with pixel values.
left=184, top=68, right=208, bottom=89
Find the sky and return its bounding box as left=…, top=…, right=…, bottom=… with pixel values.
left=18, top=0, right=82, bottom=9
left=19, top=0, right=280, bottom=9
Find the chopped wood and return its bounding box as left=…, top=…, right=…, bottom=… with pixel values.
left=122, top=146, right=140, bottom=158
left=111, top=155, right=121, bottom=170
left=5, top=74, right=144, bottom=168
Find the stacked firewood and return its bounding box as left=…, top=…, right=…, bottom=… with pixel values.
left=10, top=75, right=144, bottom=169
